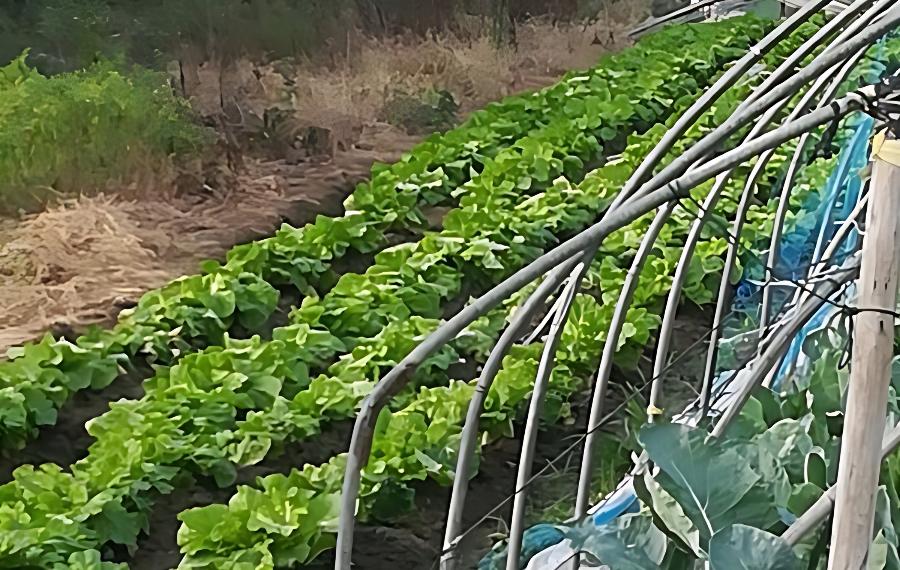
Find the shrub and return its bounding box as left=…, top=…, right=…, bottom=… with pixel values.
left=379, top=88, right=459, bottom=134
left=0, top=51, right=208, bottom=211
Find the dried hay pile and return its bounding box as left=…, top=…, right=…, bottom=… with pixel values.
left=0, top=196, right=169, bottom=349
left=0, top=172, right=286, bottom=354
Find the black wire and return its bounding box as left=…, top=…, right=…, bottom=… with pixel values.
left=549, top=550, right=584, bottom=570
left=682, top=186, right=900, bottom=323
left=809, top=102, right=842, bottom=161
left=839, top=311, right=854, bottom=370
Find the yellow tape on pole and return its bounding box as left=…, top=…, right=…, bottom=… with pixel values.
left=872, top=131, right=900, bottom=167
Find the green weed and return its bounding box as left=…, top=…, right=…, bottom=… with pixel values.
left=379, top=88, right=460, bottom=134
left=0, top=51, right=208, bottom=211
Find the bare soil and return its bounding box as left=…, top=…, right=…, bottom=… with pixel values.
left=0, top=365, right=149, bottom=481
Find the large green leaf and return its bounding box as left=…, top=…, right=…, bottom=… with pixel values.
left=634, top=470, right=702, bottom=556
left=640, top=423, right=767, bottom=542
left=708, top=524, right=801, bottom=570
left=754, top=416, right=814, bottom=478
left=727, top=395, right=768, bottom=440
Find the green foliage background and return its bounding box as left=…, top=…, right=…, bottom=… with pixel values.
left=0, top=0, right=626, bottom=73
left=0, top=51, right=207, bottom=209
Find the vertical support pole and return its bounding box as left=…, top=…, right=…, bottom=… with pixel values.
left=828, top=138, right=900, bottom=569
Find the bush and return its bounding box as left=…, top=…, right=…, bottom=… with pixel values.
left=0, top=51, right=208, bottom=211
left=379, top=88, right=459, bottom=134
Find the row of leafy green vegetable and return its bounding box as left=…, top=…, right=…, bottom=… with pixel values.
left=0, top=16, right=765, bottom=454
left=171, top=22, right=852, bottom=565
left=24, top=7, right=888, bottom=564
left=0, top=18, right=776, bottom=569
left=171, top=174, right=810, bottom=569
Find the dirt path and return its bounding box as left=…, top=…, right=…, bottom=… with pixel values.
left=0, top=123, right=420, bottom=354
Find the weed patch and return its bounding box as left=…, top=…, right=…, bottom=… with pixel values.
left=0, top=51, right=208, bottom=211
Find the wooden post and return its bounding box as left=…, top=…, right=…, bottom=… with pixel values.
left=828, top=134, right=900, bottom=569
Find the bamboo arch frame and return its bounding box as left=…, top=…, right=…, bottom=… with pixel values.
left=333, top=3, right=900, bottom=569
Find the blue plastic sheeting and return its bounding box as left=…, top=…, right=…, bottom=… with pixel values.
left=729, top=114, right=873, bottom=318
left=806, top=115, right=872, bottom=270
left=589, top=483, right=639, bottom=526
left=714, top=111, right=872, bottom=385
left=770, top=115, right=872, bottom=391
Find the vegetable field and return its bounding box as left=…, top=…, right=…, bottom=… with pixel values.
left=3, top=3, right=900, bottom=570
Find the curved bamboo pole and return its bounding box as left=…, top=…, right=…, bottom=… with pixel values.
left=573, top=203, right=677, bottom=518
left=505, top=261, right=587, bottom=570
left=733, top=0, right=887, bottom=116
left=576, top=10, right=884, bottom=529
left=759, top=190, right=869, bottom=393
left=794, top=158, right=871, bottom=311
left=621, top=6, right=900, bottom=210
left=697, top=156, right=770, bottom=414
left=439, top=257, right=580, bottom=570
left=758, top=46, right=867, bottom=334
left=607, top=0, right=833, bottom=211
left=648, top=173, right=755, bottom=420
left=647, top=174, right=732, bottom=410
left=796, top=189, right=870, bottom=305
left=649, top=94, right=804, bottom=419
left=696, top=50, right=864, bottom=412
left=660, top=94, right=866, bottom=209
